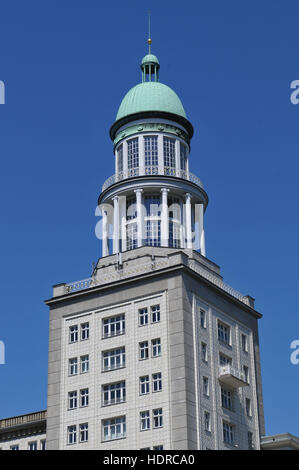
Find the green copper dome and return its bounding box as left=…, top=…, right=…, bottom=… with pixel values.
left=116, top=81, right=187, bottom=121
left=141, top=53, right=159, bottom=66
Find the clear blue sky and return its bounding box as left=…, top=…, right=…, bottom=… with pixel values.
left=0, top=0, right=298, bottom=437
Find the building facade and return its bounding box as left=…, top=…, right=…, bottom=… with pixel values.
left=42, top=44, right=266, bottom=450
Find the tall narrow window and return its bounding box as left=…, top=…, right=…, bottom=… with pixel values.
left=153, top=408, right=163, bottom=428
left=117, top=144, right=123, bottom=173
left=139, top=375, right=150, bottom=395
left=243, top=365, right=249, bottom=384
left=221, top=388, right=233, bottom=410
left=80, top=322, right=89, bottom=341
left=246, top=398, right=252, bottom=417
left=151, top=338, right=161, bottom=357
left=146, top=220, right=161, bottom=247
left=204, top=412, right=211, bottom=432
left=67, top=425, right=77, bottom=445
left=127, top=138, right=139, bottom=175
left=168, top=196, right=181, bottom=248
left=144, top=136, right=158, bottom=168
left=80, top=355, right=89, bottom=374
left=69, top=358, right=78, bottom=376
left=163, top=137, right=176, bottom=171
left=223, top=422, right=234, bottom=445
left=80, top=423, right=88, bottom=443
left=69, top=325, right=78, bottom=343
left=68, top=391, right=78, bottom=409
left=80, top=388, right=89, bottom=407
left=152, top=372, right=162, bottom=392
left=140, top=411, right=150, bottom=431
left=203, top=376, right=209, bottom=396
left=151, top=305, right=160, bottom=323
left=218, top=321, right=230, bottom=345
left=180, top=142, right=187, bottom=171
left=139, top=308, right=148, bottom=326
left=139, top=341, right=149, bottom=360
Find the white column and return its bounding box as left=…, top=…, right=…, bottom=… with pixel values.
left=119, top=196, right=127, bottom=252
left=113, top=196, right=120, bottom=254
left=135, top=189, right=143, bottom=247
left=198, top=203, right=206, bottom=257
left=102, top=208, right=109, bottom=257
left=185, top=192, right=193, bottom=249
left=161, top=188, right=169, bottom=247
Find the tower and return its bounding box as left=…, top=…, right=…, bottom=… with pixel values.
left=45, top=42, right=265, bottom=450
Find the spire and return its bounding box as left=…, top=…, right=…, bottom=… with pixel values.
left=141, top=13, right=160, bottom=83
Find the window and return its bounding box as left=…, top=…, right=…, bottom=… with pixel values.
left=243, top=365, right=249, bottom=383
left=139, top=341, right=149, bottom=360
left=218, top=321, right=230, bottom=345
left=80, top=423, right=88, bottom=443
left=80, top=355, right=89, bottom=374
left=139, top=308, right=148, bottom=326
left=126, top=221, right=138, bottom=250
left=10, top=445, right=19, bottom=450
left=219, top=354, right=232, bottom=367
left=152, top=338, right=161, bottom=357
left=221, top=388, right=233, bottom=410
left=102, top=347, right=125, bottom=371
left=200, top=309, right=206, bottom=328
left=140, top=447, right=151, bottom=450
left=40, top=440, right=46, bottom=450
left=151, top=305, right=160, bottom=323
left=117, top=144, right=123, bottom=173
left=153, top=445, right=164, bottom=450
left=128, top=138, right=139, bottom=173
left=144, top=195, right=161, bottom=216
left=163, top=137, right=176, bottom=169
left=248, top=431, right=254, bottom=450
left=80, top=388, right=89, bottom=407
left=241, top=334, right=248, bottom=352
left=103, top=314, right=125, bottom=338
left=153, top=408, right=163, bottom=428
left=201, top=342, right=208, bottom=362
left=246, top=398, right=252, bottom=417
left=67, top=425, right=77, bottom=445
left=69, top=325, right=78, bottom=343
left=152, top=372, right=162, bottom=392
left=145, top=219, right=161, bottom=247
left=180, top=142, right=187, bottom=171
left=68, top=390, right=78, bottom=409
left=204, top=412, right=211, bottom=432
left=28, top=441, right=37, bottom=450
left=223, top=422, right=234, bottom=445
left=126, top=196, right=137, bottom=220
left=69, top=357, right=78, bottom=376
left=102, top=416, right=126, bottom=441
left=81, top=322, right=89, bottom=341
left=144, top=136, right=158, bottom=167
left=140, top=411, right=150, bottom=431
left=102, top=381, right=126, bottom=406
left=203, top=376, right=209, bottom=396
left=140, top=375, right=150, bottom=395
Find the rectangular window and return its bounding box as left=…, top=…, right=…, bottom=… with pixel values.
left=204, top=412, right=211, bottom=432
left=200, top=309, right=206, bottom=328
left=102, top=347, right=125, bottom=371
left=117, top=144, right=123, bottom=173
left=219, top=354, right=232, bottom=366
left=80, top=423, right=88, bottom=443
left=144, top=195, right=161, bottom=216
left=243, top=365, right=249, bottom=383
left=223, top=421, right=234, bottom=445
left=10, top=445, right=19, bottom=450
left=80, top=322, right=89, bottom=341
left=139, top=341, right=149, bottom=360
left=128, top=138, right=139, bottom=172
left=180, top=142, right=187, bottom=171
left=221, top=388, right=233, bottom=410
left=203, top=376, right=209, bottom=396
left=80, top=355, right=89, bottom=374
left=67, top=425, right=77, bottom=445
left=28, top=441, right=37, bottom=450
left=69, top=357, right=78, bottom=376
left=145, top=219, right=161, bottom=247
left=69, top=325, right=78, bottom=343
left=153, top=408, right=163, bottom=428
left=139, top=375, right=150, bottom=395
left=218, top=321, right=230, bottom=345
left=139, top=308, right=148, bottom=326
left=140, top=410, right=150, bottom=431
left=241, top=334, right=248, bottom=352
left=126, top=221, right=138, bottom=250
left=246, top=398, right=252, bottom=417
left=103, top=314, right=125, bottom=338
left=152, top=372, right=162, bottom=392
left=153, top=445, right=164, bottom=450
left=248, top=431, right=253, bottom=450
left=68, top=390, right=78, bottom=409
left=163, top=136, right=176, bottom=169
left=144, top=136, right=158, bottom=167
left=40, top=440, right=46, bottom=450
left=151, top=304, right=160, bottom=323
left=201, top=342, right=208, bottom=362
left=102, top=416, right=126, bottom=441
left=102, top=381, right=126, bottom=406
left=80, top=388, right=89, bottom=407
left=152, top=338, right=161, bottom=357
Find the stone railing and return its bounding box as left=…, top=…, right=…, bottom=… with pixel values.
left=0, top=410, right=47, bottom=429
left=219, top=365, right=245, bottom=382
left=102, top=166, right=204, bottom=192
left=63, top=256, right=249, bottom=306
